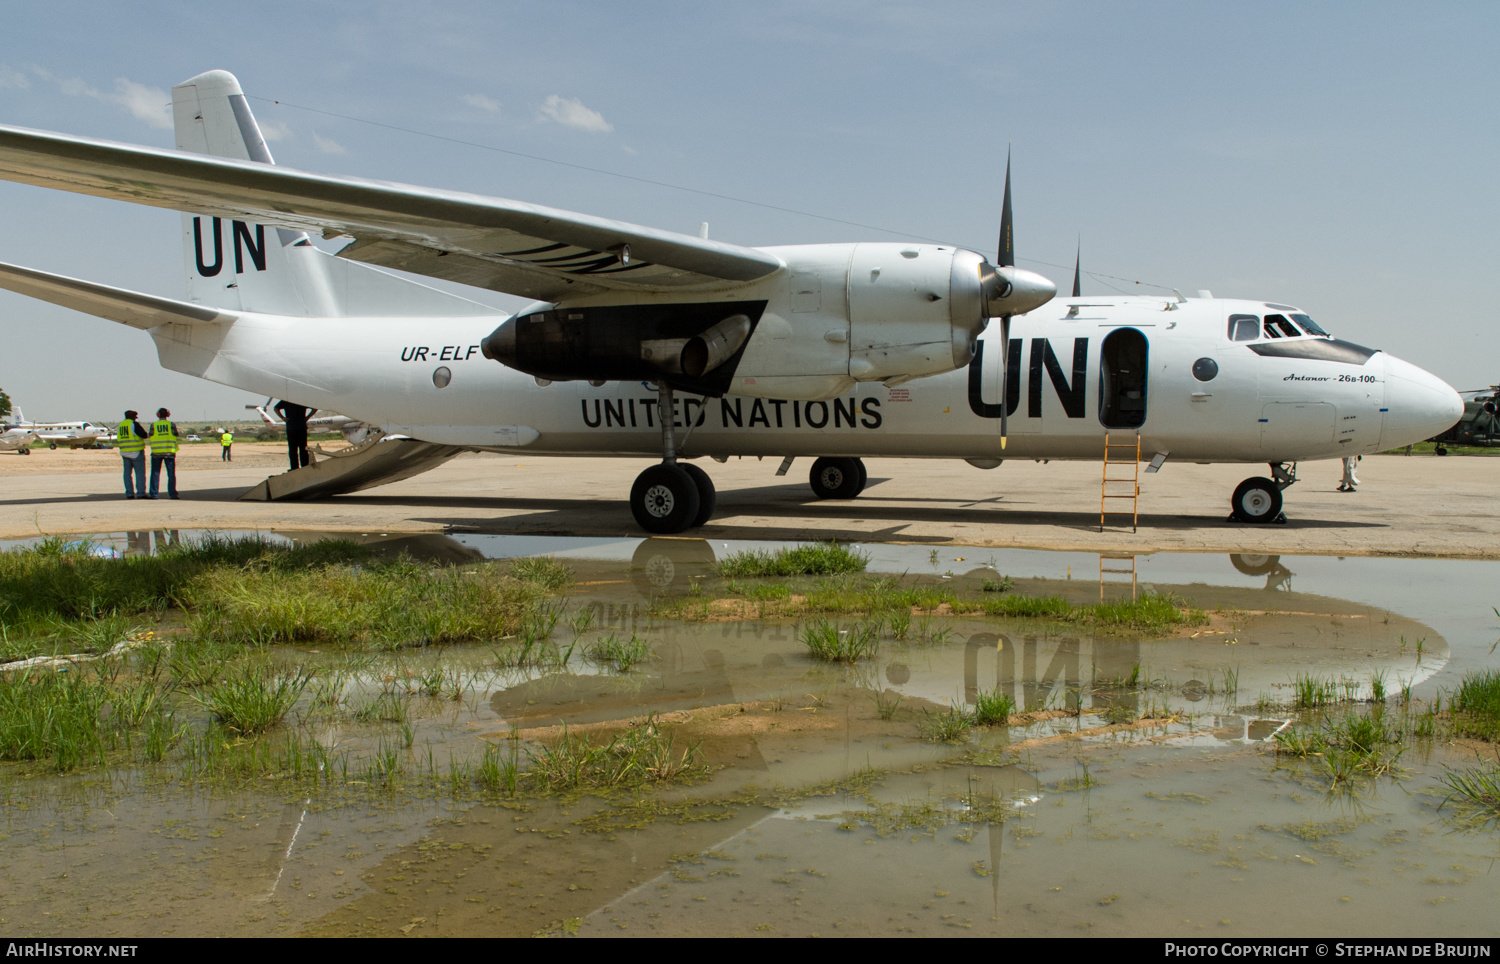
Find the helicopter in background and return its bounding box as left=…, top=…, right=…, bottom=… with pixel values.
left=1427, top=386, right=1500, bottom=455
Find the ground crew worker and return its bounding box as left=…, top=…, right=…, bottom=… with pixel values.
left=1338, top=455, right=1361, bottom=492
left=220, top=428, right=233, bottom=461
left=148, top=407, right=181, bottom=500
left=273, top=399, right=317, bottom=471
left=117, top=409, right=148, bottom=499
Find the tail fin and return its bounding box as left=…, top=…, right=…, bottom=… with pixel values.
left=171, top=70, right=492, bottom=318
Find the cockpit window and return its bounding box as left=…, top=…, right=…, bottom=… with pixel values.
left=1290, top=313, right=1329, bottom=336
left=1228, top=314, right=1260, bottom=341
left=1263, top=314, right=1299, bottom=339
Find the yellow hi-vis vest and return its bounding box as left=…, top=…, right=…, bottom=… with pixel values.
left=150, top=419, right=179, bottom=454
left=221, top=432, right=233, bottom=446
left=116, top=420, right=145, bottom=454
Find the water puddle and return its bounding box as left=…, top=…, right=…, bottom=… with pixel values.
left=1, top=536, right=1497, bottom=936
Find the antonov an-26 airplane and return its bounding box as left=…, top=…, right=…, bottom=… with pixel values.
left=0, top=71, right=1464, bottom=532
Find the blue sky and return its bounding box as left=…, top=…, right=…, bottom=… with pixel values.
left=1, top=1, right=1497, bottom=420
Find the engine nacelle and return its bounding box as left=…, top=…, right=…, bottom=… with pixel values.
left=480, top=242, right=1054, bottom=400
left=846, top=244, right=987, bottom=382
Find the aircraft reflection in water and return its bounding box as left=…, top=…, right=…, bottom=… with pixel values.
left=452, top=538, right=1445, bottom=746
left=90, top=529, right=1448, bottom=747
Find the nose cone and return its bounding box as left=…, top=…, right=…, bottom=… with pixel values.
left=480, top=316, right=517, bottom=366
left=1379, top=354, right=1464, bottom=449
left=991, top=266, right=1057, bottom=317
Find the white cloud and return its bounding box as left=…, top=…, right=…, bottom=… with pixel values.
left=259, top=119, right=292, bottom=142
left=621, top=144, right=637, bottom=155
left=312, top=132, right=346, bottom=155
left=536, top=94, right=613, bottom=133
left=0, top=65, right=30, bottom=90
left=462, top=93, right=500, bottom=113
left=110, top=78, right=171, bottom=129
left=30, top=68, right=170, bottom=128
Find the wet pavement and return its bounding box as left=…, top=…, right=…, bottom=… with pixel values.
left=1, top=534, right=1498, bottom=937
left=5, top=447, right=1500, bottom=559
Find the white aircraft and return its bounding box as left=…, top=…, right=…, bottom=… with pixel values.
left=7, top=409, right=108, bottom=450
left=0, top=424, right=39, bottom=454
left=0, top=70, right=1463, bottom=532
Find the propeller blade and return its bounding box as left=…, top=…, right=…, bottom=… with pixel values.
left=999, top=315, right=1009, bottom=449
left=980, top=149, right=1053, bottom=315
left=998, top=149, right=1014, bottom=269
left=1072, top=239, right=1081, bottom=298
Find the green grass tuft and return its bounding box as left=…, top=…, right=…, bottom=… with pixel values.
left=918, top=705, right=972, bottom=744
left=527, top=717, right=706, bottom=790
left=194, top=664, right=310, bottom=734
left=1439, top=764, right=1500, bottom=820
left=715, top=542, right=869, bottom=578
left=971, top=688, right=1015, bottom=726
left=508, top=556, right=573, bottom=591
left=799, top=620, right=879, bottom=662
left=584, top=633, right=653, bottom=672
left=1274, top=710, right=1404, bottom=784
left=1450, top=669, right=1500, bottom=742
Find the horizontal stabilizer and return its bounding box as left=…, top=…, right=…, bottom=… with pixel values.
left=0, top=261, right=237, bottom=329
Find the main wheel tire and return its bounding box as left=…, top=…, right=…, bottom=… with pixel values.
left=809, top=456, right=863, bottom=499
left=1435, top=445, right=1449, bottom=456
left=1229, top=553, right=1279, bottom=576
left=631, top=537, right=717, bottom=593
left=630, top=464, right=702, bottom=534
left=1230, top=477, right=1282, bottom=523
left=47, top=443, right=56, bottom=450
left=851, top=457, right=868, bottom=496
left=679, top=462, right=717, bottom=528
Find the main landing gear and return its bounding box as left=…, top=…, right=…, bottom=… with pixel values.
left=1229, top=462, right=1296, bottom=524
left=808, top=456, right=867, bottom=500
left=629, top=384, right=718, bottom=534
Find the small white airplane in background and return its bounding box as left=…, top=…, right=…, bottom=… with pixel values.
left=0, top=423, right=39, bottom=454
left=7, top=410, right=108, bottom=449
left=0, top=70, right=1463, bottom=532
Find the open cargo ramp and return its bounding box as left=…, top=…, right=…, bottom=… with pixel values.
left=239, top=435, right=469, bottom=501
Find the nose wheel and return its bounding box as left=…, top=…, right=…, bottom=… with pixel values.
left=628, top=384, right=718, bottom=534
left=1229, top=462, right=1295, bottom=524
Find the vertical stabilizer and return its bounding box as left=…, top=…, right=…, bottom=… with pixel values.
left=171, top=70, right=494, bottom=319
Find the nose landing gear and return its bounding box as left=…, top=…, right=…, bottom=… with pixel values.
left=629, top=384, right=718, bottom=534
left=1229, top=462, right=1295, bottom=524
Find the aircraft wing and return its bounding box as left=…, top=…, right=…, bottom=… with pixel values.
left=0, top=125, right=784, bottom=302
left=0, top=261, right=235, bottom=329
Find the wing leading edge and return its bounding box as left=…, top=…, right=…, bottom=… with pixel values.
left=0, top=123, right=783, bottom=302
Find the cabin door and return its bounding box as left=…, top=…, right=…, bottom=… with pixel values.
left=1099, top=328, right=1149, bottom=429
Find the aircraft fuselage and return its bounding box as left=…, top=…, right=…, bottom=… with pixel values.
left=151, top=290, right=1460, bottom=466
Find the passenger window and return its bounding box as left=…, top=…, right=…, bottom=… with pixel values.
left=1264, top=314, right=1299, bottom=338
left=1228, top=314, right=1260, bottom=341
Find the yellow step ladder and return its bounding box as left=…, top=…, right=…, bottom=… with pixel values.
left=1100, top=432, right=1140, bottom=532
left=1099, top=552, right=1138, bottom=601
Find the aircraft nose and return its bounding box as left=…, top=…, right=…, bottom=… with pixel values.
left=1379, top=354, right=1464, bottom=449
